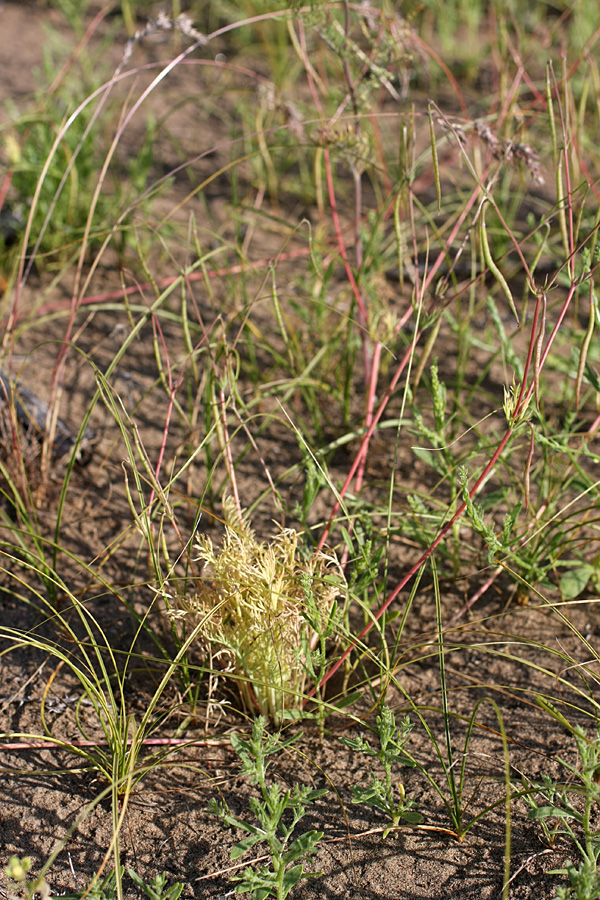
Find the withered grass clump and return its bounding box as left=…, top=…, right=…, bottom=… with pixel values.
left=168, top=501, right=346, bottom=725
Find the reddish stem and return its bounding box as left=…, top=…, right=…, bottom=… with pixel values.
left=311, top=427, right=514, bottom=697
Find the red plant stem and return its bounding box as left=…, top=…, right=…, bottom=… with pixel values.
left=2, top=249, right=314, bottom=330
left=311, top=426, right=515, bottom=697
left=0, top=171, right=12, bottom=219
left=296, top=20, right=322, bottom=111
left=48, top=7, right=109, bottom=96
left=323, top=148, right=369, bottom=324
left=496, top=67, right=525, bottom=131
left=420, top=183, right=482, bottom=294
left=521, top=278, right=580, bottom=409
left=445, top=566, right=503, bottom=629
left=322, top=142, right=382, bottom=498
left=588, top=414, right=600, bottom=435
left=317, top=212, right=594, bottom=694
left=317, top=335, right=419, bottom=551
left=354, top=340, right=382, bottom=496
left=514, top=290, right=543, bottom=414
left=408, top=35, right=467, bottom=118
left=317, top=176, right=485, bottom=554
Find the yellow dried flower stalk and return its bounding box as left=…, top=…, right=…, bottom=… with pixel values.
left=169, top=500, right=346, bottom=725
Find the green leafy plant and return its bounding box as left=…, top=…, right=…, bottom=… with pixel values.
left=526, top=711, right=600, bottom=900
left=4, top=856, right=50, bottom=900
left=339, top=704, right=422, bottom=838
left=60, top=867, right=123, bottom=900
left=210, top=716, right=327, bottom=900
left=558, top=557, right=600, bottom=602
left=127, top=870, right=183, bottom=900
left=58, top=867, right=183, bottom=900
left=553, top=861, right=600, bottom=900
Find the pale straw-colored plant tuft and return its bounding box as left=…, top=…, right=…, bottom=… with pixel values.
left=166, top=499, right=346, bottom=725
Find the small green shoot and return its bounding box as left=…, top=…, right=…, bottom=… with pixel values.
left=527, top=719, right=600, bottom=899
left=127, top=869, right=184, bottom=900
left=58, top=868, right=183, bottom=900
left=4, top=856, right=49, bottom=900
left=59, top=868, right=122, bottom=900
left=339, top=705, right=423, bottom=838
left=557, top=557, right=600, bottom=601
left=210, top=716, right=327, bottom=900
left=553, top=860, right=600, bottom=900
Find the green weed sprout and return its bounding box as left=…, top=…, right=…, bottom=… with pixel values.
left=59, top=868, right=123, bottom=900
left=5, top=857, right=49, bottom=900
left=210, top=716, right=327, bottom=900
left=128, top=870, right=183, bottom=900
left=526, top=718, right=600, bottom=900
left=340, top=705, right=423, bottom=838
left=165, top=499, right=346, bottom=725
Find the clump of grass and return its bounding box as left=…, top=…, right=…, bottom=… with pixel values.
left=165, top=498, right=346, bottom=725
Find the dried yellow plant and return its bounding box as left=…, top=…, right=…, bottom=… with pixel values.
left=167, top=500, right=346, bottom=725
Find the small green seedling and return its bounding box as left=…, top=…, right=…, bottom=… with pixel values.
left=128, top=869, right=184, bottom=900
left=210, top=716, right=327, bottom=900
left=60, top=869, right=121, bottom=900
left=340, top=705, right=423, bottom=838
left=553, top=860, right=600, bottom=900
left=526, top=711, right=600, bottom=900
left=4, top=856, right=49, bottom=900
left=58, top=867, right=183, bottom=900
